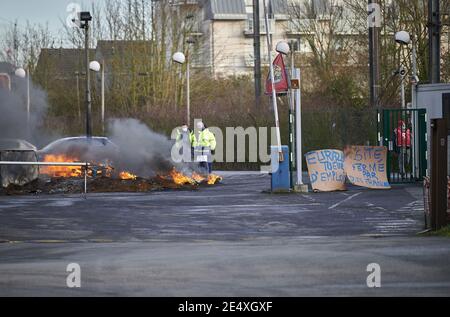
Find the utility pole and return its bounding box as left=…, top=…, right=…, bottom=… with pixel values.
left=253, top=0, right=262, bottom=107
left=13, top=22, right=18, bottom=67
left=75, top=72, right=81, bottom=120
left=428, top=0, right=441, bottom=83
left=84, top=22, right=92, bottom=137
left=368, top=0, right=380, bottom=109
left=101, top=60, right=105, bottom=135
left=430, top=118, right=448, bottom=230
left=80, top=12, right=93, bottom=138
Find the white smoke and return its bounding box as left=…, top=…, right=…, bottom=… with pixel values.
left=107, top=118, right=174, bottom=177
left=0, top=77, right=53, bottom=147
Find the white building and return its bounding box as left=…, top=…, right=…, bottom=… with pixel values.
left=167, top=0, right=353, bottom=77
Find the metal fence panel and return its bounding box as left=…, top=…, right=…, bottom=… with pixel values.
left=379, top=109, right=427, bottom=183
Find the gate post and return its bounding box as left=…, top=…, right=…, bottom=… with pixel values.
left=430, top=118, right=448, bottom=230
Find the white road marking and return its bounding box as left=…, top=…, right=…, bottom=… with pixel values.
left=328, top=192, right=362, bottom=210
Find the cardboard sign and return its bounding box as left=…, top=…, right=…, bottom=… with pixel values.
left=305, top=149, right=346, bottom=192
left=344, top=146, right=391, bottom=189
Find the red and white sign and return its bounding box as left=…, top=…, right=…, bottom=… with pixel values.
left=265, top=53, right=289, bottom=95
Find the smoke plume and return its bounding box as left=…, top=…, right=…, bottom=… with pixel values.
left=107, top=118, right=174, bottom=177
left=0, top=77, right=52, bottom=147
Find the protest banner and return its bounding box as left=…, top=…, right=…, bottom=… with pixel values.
left=305, top=149, right=346, bottom=192
left=344, top=146, right=391, bottom=189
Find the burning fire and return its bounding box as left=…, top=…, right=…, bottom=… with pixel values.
left=207, top=174, right=222, bottom=185
left=40, top=154, right=132, bottom=180
left=40, top=154, right=84, bottom=178
left=119, top=171, right=137, bottom=180
left=164, top=168, right=222, bottom=185
left=169, top=168, right=196, bottom=185
left=191, top=172, right=222, bottom=185
left=191, top=172, right=206, bottom=183
left=39, top=154, right=221, bottom=186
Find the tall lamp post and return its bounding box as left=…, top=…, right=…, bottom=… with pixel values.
left=79, top=11, right=93, bottom=138
left=172, top=51, right=190, bottom=126
left=89, top=60, right=105, bottom=134
left=14, top=67, right=30, bottom=125
left=395, top=30, right=420, bottom=179
left=394, top=31, right=419, bottom=108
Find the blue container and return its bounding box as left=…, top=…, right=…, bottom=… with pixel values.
left=270, top=145, right=291, bottom=192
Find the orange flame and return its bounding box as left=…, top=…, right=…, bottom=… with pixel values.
left=40, top=154, right=83, bottom=178
left=207, top=174, right=222, bottom=185
left=119, top=171, right=137, bottom=180
left=191, top=172, right=206, bottom=183
left=169, top=168, right=196, bottom=185
left=191, top=172, right=222, bottom=185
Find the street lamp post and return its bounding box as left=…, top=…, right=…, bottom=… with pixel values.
left=395, top=31, right=419, bottom=107
left=14, top=67, right=30, bottom=125
left=395, top=30, right=420, bottom=179
left=89, top=60, right=105, bottom=134
left=79, top=11, right=93, bottom=138
left=172, top=51, right=189, bottom=126
left=101, top=60, right=105, bottom=134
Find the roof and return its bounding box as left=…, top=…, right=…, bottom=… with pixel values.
left=35, top=48, right=94, bottom=78
left=95, top=40, right=152, bottom=62
left=201, top=0, right=290, bottom=21
left=35, top=41, right=152, bottom=79
left=272, top=0, right=290, bottom=19
left=203, top=0, right=247, bottom=20
left=0, top=139, right=37, bottom=151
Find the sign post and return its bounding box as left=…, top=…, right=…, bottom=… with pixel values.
left=293, top=69, right=308, bottom=192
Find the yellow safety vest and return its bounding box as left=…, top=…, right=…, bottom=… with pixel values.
left=193, top=128, right=216, bottom=151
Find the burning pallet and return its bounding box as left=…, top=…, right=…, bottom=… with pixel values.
left=1, top=155, right=222, bottom=195
left=156, top=168, right=222, bottom=186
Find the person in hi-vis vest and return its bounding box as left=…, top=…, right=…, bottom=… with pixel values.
left=192, top=121, right=216, bottom=174
left=175, top=124, right=195, bottom=163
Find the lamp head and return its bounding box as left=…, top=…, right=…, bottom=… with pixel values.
left=276, top=41, right=290, bottom=55
left=395, top=31, right=411, bottom=45
left=14, top=68, right=26, bottom=78
left=79, top=11, right=92, bottom=22
left=89, top=61, right=101, bottom=72
left=172, top=52, right=186, bottom=64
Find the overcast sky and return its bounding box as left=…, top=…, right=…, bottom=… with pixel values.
left=0, top=0, right=103, bottom=35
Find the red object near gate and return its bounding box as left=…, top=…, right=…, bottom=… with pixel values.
left=265, top=53, right=289, bottom=95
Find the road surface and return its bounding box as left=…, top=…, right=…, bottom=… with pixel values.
left=0, top=172, right=449, bottom=296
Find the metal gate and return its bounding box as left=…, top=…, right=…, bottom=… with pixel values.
left=378, top=109, right=427, bottom=183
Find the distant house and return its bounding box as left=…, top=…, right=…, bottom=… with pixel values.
left=162, top=0, right=292, bottom=77
left=35, top=41, right=152, bottom=87
left=34, top=48, right=94, bottom=87
left=34, top=41, right=154, bottom=116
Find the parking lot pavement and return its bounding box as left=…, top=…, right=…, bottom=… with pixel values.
left=0, top=172, right=425, bottom=242
left=1, top=172, right=442, bottom=297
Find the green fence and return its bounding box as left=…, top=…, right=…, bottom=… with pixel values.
left=379, top=109, right=427, bottom=183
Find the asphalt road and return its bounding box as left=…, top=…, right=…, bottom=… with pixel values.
left=0, top=172, right=449, bottom=296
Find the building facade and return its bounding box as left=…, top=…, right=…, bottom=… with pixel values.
left=172, top=0, right=347, bottom=77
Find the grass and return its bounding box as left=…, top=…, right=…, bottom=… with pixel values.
left=422, top=225, right=450, bottom=237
